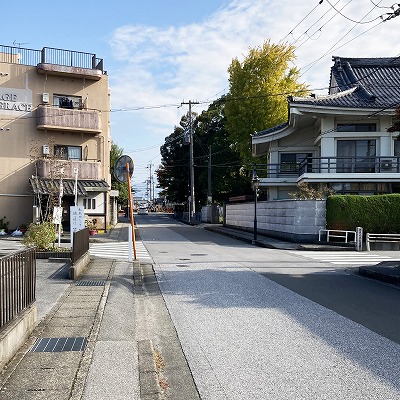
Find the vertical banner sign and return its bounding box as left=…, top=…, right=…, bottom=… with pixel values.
left=52, top=207, right=63, bottom=225
left=70, top=206, right=85, bottom=247
left=355, top=226, right=363, bottom=252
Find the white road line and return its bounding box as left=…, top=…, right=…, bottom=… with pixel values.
left=0, top=240, right=25, bottom=253
left=90, top=241, right=152, bottom=261
left=289, top=250, right=395, bottom=265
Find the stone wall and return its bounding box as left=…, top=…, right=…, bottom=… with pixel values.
left=225, top=199, right=326, bottom=243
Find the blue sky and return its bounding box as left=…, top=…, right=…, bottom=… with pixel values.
left=2, top=0, right=400, bottom=198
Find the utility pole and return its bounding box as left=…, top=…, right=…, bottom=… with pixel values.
left=181, top=100, right=199, bottom=223
left=147, top=163, right=153, bottom=205
left=207, top=145, right=212, bottom=204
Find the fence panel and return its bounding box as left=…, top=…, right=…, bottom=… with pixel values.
left=72, top=228, right=89, bottom=263
left=0, top=248, right=36, bottom=331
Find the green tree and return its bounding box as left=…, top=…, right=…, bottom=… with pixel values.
left=192, top=98, right=252, bottom=204
left=156, top=99, right=252, bottom=208
left=110, top=142, right=129, bottom=207
left=156, top=115, right=191, bottom=204
left=225, top=40, right=309, bottom=163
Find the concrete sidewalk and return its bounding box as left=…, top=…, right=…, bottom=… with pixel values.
left=0, top=222, right=199, bottom=400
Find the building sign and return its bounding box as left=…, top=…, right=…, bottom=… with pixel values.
left=70, top=206, right=85, bottom=233
left=52, top=207, right=63, bottom=225
left=0, top=88, right=32, bottom=115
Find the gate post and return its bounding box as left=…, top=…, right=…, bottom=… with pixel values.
left=355, top=227, right=363, bottom=251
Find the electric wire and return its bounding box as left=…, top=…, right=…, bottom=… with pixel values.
left=324, top=0, right=385, bottom=23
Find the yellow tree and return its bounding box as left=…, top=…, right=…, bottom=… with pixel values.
left=225, top=40, right=309, bottom=163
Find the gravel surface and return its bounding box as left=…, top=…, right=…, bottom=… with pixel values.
left=154, top=263, right=400, bottom=400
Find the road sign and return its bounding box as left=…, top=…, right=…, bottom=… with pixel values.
left=114, top=155, right=134, bottom=183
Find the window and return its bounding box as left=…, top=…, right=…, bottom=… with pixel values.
left=395, top=140, right=400, bottom=157
left=83, top=198, right=96, bottom=210
left=54, top=145, right=82, bottom=160
left=53, top=94, right=82, bottom=109
left=280, top=153, right=312, bottom=174
left=329, top=182, right=388, bottom=195
left=337, top=140, right=376, bottom=172
left=336, top=123, right=376, bottom=132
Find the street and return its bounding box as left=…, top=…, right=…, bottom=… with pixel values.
left=136, top=213, right=400, bottom=400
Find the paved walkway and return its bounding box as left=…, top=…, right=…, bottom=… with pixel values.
left=0, top=221, right=198, bottom=399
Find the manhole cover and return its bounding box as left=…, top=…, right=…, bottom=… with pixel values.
left=30, top=337, right=87, bottom=352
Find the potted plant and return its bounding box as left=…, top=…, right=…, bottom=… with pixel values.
left=19, top=223, right=28, bottom=234
left=85, top=219, right=97, bottom=236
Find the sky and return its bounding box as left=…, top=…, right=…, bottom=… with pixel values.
left=2, top=0, right=400, bottom=198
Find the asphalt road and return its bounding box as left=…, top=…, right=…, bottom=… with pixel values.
left=136, top=213, right=400, bottom=400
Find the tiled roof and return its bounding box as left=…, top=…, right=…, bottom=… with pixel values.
left=29, top=178, right=109, bottom=196
left=292, top=56, right=400, bottom=109
left=253, top=122, right=288, bottom=137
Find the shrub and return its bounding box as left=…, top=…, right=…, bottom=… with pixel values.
left=326, top=194, right=400, bottom=233
left=0, top=216, right=10, bottom=232
left=289, top=183, right=335, bottom=200
left=22, top=221, right=58, bottom=251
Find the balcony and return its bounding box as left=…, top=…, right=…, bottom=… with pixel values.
left=257, top=157, right=400, bottom=185
left=36, top=159, right=101, bottom=180
left=36, top=105, right=102, bottom=134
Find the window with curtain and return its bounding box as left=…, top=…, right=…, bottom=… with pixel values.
left=53, top=94, right=82, bottom=109
left=54, top=145, right=82, bottom=160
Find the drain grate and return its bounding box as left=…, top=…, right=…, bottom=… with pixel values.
left=176, top=264, right=190, bottom=268
left=75, top=280, right=106, bottom=286
left=30, top=337, right=87, bottom=352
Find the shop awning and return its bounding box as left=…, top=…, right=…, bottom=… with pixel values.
left=29, top=177, right=109, bottom=196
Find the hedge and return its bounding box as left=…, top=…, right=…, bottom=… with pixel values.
left=326, top=194, right=400, bottom=233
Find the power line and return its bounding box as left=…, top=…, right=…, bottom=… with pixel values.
left=323, top=0, right=384, bottom=23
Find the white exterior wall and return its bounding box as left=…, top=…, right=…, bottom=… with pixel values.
left=225, top=199, right=326, bottom=243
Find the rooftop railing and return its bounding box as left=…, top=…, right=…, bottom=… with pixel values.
left=0, top=44, right=104, bottom=73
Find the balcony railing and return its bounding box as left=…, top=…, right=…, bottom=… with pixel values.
left=256, top=157, right=400, bottom=178
left=299, top=157, right=400, bottom=174
left=0, top=44, right=104, bottom=73
left=36, top=159, right=101, bottom=180
left=36, top=105, right=102, bottom=134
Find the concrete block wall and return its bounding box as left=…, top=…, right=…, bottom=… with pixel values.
left=225, top=199, right=326, bottom=243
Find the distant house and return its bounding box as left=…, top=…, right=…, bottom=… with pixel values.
left=252, top=56, right=400, bottom=200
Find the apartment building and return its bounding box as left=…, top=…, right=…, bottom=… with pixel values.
left=252, top=56, right=400, bottom=200
left=0, top=45, right=111, bottom=231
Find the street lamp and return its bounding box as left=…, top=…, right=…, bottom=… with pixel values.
left=252, top=165, right=260, bottom=243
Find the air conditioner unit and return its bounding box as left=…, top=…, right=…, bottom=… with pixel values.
left=42, top=93, right=49, bottom=104
left=381, top=158, right=397, bottom=171
left=42, top=144, right=50, bottom=155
